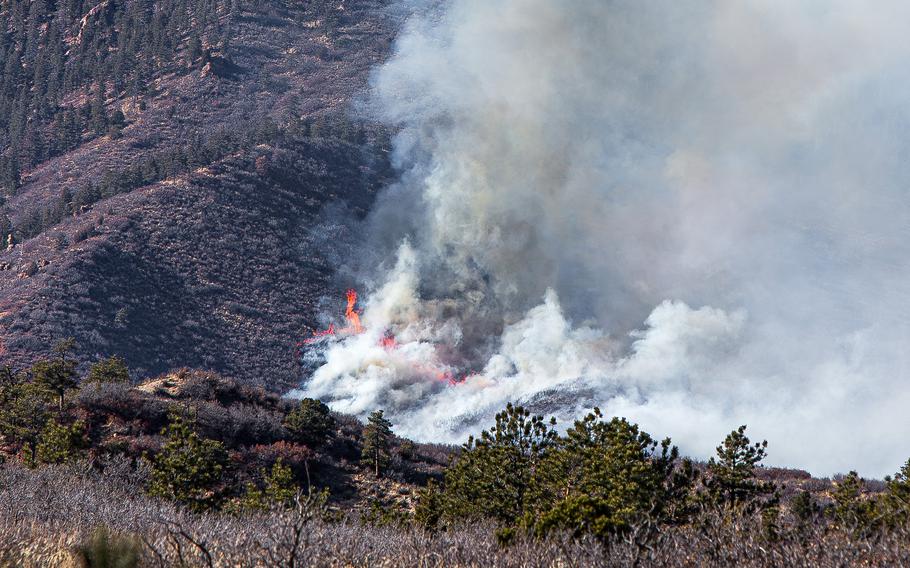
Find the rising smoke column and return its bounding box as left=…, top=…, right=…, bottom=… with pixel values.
left=296, top=0, right=910, bottom=476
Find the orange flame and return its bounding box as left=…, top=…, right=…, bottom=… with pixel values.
left=344, top=289, right=364, bottom=334
left=379, top=331, right=397, bottom=350
left=303, top=289, right=364, bottom=344
left=297, top=290, right=468, bottom=386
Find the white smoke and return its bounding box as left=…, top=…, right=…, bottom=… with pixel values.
left=294, top=0, right=910, bottom=477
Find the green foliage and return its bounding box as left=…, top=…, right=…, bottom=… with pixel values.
left=148, top=412, right=228, bottom=511
left=881, top=459, right=910, bottom=527
left=443, top=403, right=557, bottom=525
left=397, top=439, right=416, bottom=460
left=241, top=459, right=299, bottom=511
left=36, top=418, right=87, bottom=465
left=790, top=490, right=819, bottom=525
left=830, top=471, right=879, bottom=534
left=361, top=410, right=393, bottom=478
left=31, top=359, right=78, bottom=411
left=0, top=379, right=53, bottom=465
left=413, top=479, right=444, bottom=531
left=90, top=81, right=108, bottom=135
left=74, top=526, right=140, bottom=568
left=431, top=404, right=706, bottom=540
left=284, top=398, right=335, bottom=447
left=761, top=504, right=781, bottom=541
left=360, top=499, right=410, bottom=528
left=87, top=356, right=130, bottom=385
left=54, top=337, right=77, bottom=358
left=494, top=526, right=517, bottom=547
left=529, top=409, right=694, bottom=539
left=704, top=425, right=776, bottom=514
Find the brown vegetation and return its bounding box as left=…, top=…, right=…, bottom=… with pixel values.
left=0, top=0, right=398, bottom=387
left=2, top=462, right=909, bottom=567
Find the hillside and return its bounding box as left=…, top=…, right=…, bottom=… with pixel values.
left=69, top=369, right=449, bottom=509
left=0, top=365, right=900, bottom=567
left=0, top=0, right=397, bottom=387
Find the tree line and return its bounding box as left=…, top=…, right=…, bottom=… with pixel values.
left=7, top=112, right=383, bottom=243
left=0, top=0, right=240, bottom=192
left=411, top=403, right=910, bottom=545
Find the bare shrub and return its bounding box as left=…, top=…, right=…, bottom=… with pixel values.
left=3, top=463, right=910, bottom=567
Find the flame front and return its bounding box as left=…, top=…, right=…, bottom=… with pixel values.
left=303, top=289, right=364, bottom=344
left=299, top=289, right=467, bottom=385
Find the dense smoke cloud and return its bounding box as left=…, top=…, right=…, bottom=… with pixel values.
left=295, top=0, right=910, bottom=476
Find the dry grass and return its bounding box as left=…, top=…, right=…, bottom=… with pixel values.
left=1, top=462, right=909, bottom=567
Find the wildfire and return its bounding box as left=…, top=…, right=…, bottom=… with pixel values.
left=298, top=289, right=469, bottom=386
left=303, top=289, right=364, bottom=344
left=379, top=331, right=397, bottom=350
left=344, top=289, right=363, bottom=334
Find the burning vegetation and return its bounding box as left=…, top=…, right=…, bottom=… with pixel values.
left=303, top=289, right=365, bottom=344
left=297, top=288, right=467, bottom=387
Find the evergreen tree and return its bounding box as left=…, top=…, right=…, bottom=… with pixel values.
left=108, top=109, right=126, bottom=138
left=529, top=409, right=694, bottom=539
left=186, top=35, right=203, bottom=67
left=148, top=413, right=228, bottom=511
left=0, top=213, right=11, bottom=243
left=704, top=425, right=776, bottom=514
left=32, top=338, right=78, bottom=411
left=284, top=398, right=334, bottom=447
left=831, top=471, right=879, bottom=534
left=0, top=379, right=53, bottom=465
left=361, top=409, right=393, bottom=478
left=240, top=458, right=299, bottom=511
left=414, top=479, right=444, bottom=531
left=36, top=418, right=87, bottom=464
left=789, top=489, right=819, bottom=533
left=87, top=355, right=130, bottom=384
left=90, top=79, right=108, bottom=135
left=443, top=403, right=557, bottom=525
left=1, top=154, right=20, bottom=194
left=882, top=459, right=910, bottom=526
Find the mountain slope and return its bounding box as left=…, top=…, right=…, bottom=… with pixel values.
left=0, top=0, right=397, bottom=387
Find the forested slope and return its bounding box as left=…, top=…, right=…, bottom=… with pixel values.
left=0, top=0, right=397, bottom=386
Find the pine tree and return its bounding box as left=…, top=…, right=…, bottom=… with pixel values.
left=361, top=409, right=393, bottom=478
left=530, top=409, right=693, bottom=539
left=1, top=153, right=21, bottom=194
left=284, top=398, right=335, bottom=448
left=32, top=338, right=79, bottom=411
left=443, top=403, right=557, bottom=525
left=831, top=471, right=879, bottom=535
left=108, top=109, right=126, bottom=138
left=704, top=425, right=776, bottom=514
left=414, top=479, right=444, bottom=531
left=148, top=413, right=228, bottom=511
left=240, top=459, right=299, bottom=511
left=882, top=459, right=910, bottom=526
left=90, top=79, right=108, bottom=135
left=0, top=213, right=11, bottom=244
left=0, top=379, right=53, bottom=465
left=790, top=489, right=819, bottom=528
left=36, top=418, right=87, bottom=464
left=87, top=355, right=130, bottom=384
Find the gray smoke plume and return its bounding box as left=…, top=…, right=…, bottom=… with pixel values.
left=293, top=0, right=910, bottom=477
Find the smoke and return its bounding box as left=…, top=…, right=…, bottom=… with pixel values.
left=294, top=0, right=910, bottom=477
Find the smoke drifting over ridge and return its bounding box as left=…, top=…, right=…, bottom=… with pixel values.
left=295, top=0, right=910, bottom=476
